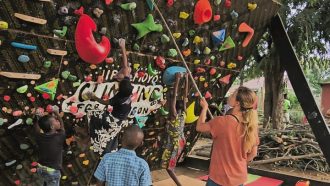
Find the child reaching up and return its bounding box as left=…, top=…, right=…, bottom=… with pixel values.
left=34, top=106, right=65, bottom=186
left=114, top=38, right=131, bottom=81
left=161, top=72, right=189, bottom=186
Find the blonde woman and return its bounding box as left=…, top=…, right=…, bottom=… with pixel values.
left=197, top=87, right=259, bottom=186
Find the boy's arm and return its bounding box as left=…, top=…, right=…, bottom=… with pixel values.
left=92, top=94, right=109, bottom=105
left=53, top=110, right=65, bottom=132
left=119, top=38, right=131, bottom=77
left=33, top=117, right=41, bottom=134
left=183, top=73, right=189, bottom=111
left=170, top=74, right=180, bottom=119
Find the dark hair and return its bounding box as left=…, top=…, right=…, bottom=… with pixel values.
left=122, top=125, right=144, bottom=150
left=176, top=100, right=184, bottom=111
left=284, top=93, right=288, bottom=99
left=38, top=115, right=53, bottom=133
left=118, top=79, right=133, bottom=97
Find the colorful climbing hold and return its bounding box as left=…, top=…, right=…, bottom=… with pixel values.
left=210, top=68, right=216, bottom=75
left=53, top=26, right=67, bottom=37
left=189, top=30, right=196, bottom=36
left=17, top=85, right=28, bottom=94
left=179, top=12, right=190, bottom=19
left=147, top=63, right=158, bottom=76
left=34, top=79, right=59, bottom=100
left=138, top=71, right=145, bottom=78
left=43, top=61, right=52, bottom=68
left=185, top=102, right=199, bottom=124
left=93, top=8, right=104, bottom=18
left=199, top=76, right=206, bottom=81
left=214, top=0, right=221, bottom=5
left=193, top=0, right=213, bottom=25
left=155, top=56, right=166, bottom=70
left=194, top=59, right=201, bottom=64
left=219, top=36, right=235, bottom=51
left=230, top=10, right=239, bottom=20
left=105, top=57, right=114, bottom=64
left=182, top=38, right=189, bottom=47
left=204, top=58, right=211, bottom=65
left=239, top=22, right=254, bottom=47
left=0, top=118, right=8, bottom=126
left=4, top=95, right=10, bottom=102
left=220, top=60, right=226, bottom=67
left=151, top=90, right=162, bottom=101
left=133, top=43, right=140, bottom=51
left=120, top=2, right=137, bottom=11
left=172, top=32, right=182, bottom=39
left=12, top=110, right=23, bottom=117
left=61, top=71, right=70, bottom=79
left=205, top=91, right=212, bottom=99
left=248, top=2, right=257, bottom=11
left=133, top=63, right=140, bottom=70
left=82, top=160, right=89, bottom=165
left=227, top=62, right=236, bottom=69
left=146, top=0, right=154, bottom=10
left=219, top=74, right=231, bottom=84
left=224, top=0, right=231, bottom=8
left=203, top=47, right=211, bottom=55
left=135, top=115, right=148, bottom=128
left=26, top=118, right=33, bottom=125
left=194, top=47, right=201, bottom=55
left=168, top=49, right=178, bottom=57
left=212, top=29, right=226, bottom=46
left=182, top=49, right=192, bottom=57
left=11, top=42, right=37, bottom=50
left=0, top=21, right=8, bottom=29
left=58, top=6, right=69, bottom=15
left=193, top=36, right=203, bottom=44
left=167, top=0, right=174, bottom=6
left=131, top=14, right=163, bottom=39
left=18, top=55, right=30, bottom=63
left=213, top=14, right=220, bottom=21
left=159, top=107, right=169, bottom=115
left=161, top=34, right=170, bottom=43
left=237, top=55, right=243, bottom=61
left=68, top=75, right=78, bottom=82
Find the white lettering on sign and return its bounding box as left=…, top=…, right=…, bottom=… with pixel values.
left=62, top=73, right=164, bottom=118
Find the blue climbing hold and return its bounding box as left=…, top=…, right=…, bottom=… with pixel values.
left=11, top=42, right=37, bottom=50
left=212, top=29, right=226, bottom=46
left=18, top=55, right=30, bottom=63
left=162, top=66, right=187, bottom=85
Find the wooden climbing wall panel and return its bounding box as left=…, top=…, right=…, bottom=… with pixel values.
left=0, top=0, right=280, bottom=185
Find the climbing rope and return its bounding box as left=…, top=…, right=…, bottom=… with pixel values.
left=151, top=0, right=214, bottom=119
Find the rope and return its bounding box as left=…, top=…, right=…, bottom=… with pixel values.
left=151, top=0, right=214, bottom=119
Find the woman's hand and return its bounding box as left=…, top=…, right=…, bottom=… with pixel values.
left=200, top=98, right=209, bottom=109
left=118, top=38, right=126, bottom=48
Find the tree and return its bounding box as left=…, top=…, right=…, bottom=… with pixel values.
left=253, top=0, right=330, bottom=129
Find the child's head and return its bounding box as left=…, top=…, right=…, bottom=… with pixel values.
left=118, top=79, right=133, bottom=97
left=176, top=100, right=184, bottom=112
left=38, top=115, right=61, bottom=133
left=228, top=87, right=255, bottom=110
left=122, top=125, right=144, bottom=150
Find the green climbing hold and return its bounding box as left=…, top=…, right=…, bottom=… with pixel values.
left=214, top=0, right=222, bottom=5
left=43, top=61, right=52, bottom=68
left=133, top=43, right=140, bottom=51
left=210, top=55, right=215, bottom=61
left=219, top=36, right=236, bottom=51
left=73, top=80, right=81, bottom=87
left=135, top=115, right=148, bottom=128
left=168, top=49, right=178, bottom=57
left=131, top=14, right=163, bottom=39
left=151, top=90, right=162, bottom=101
left=20, top=144, right=29, bottom=150
left=159, top=107, right=169, bottom=115
left=120, top=2, right=137, bottom=11
left=189, top=30, right=196, bottom=37
left=61, top=71, right=70, bottom=79
left=26, top=118, right=33, bottom=125
left=161, top=34, right=170, bottom=43
left=147, top=63, right=157, bottom=76
left=53, top=26, right=67, bottom=38
left=17, top=85, right=28, bottom=94
left=203, top=47, right=211, bottom=55
left=34, top=79, right=59, bottom=101
left=68, top=75, right=77, bottom=82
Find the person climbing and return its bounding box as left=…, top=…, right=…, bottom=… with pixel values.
left=283, top=93, right=291, bottom=128
left=161, top=72, right=189, bottom=186
left=196, top=87, right=259, bottom=186
left=84, top=38, right=134, bottom=154
left=34, top=106, right=66, bottom=186
left=94, top=125, right=152, bottom=186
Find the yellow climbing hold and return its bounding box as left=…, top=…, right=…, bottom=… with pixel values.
left=248, top=3, right=257, bottom=11
left=194, top=59, right=201, bottom=64
left=83, top=160, right=89, bottom=166
left=227, top=62, right=237, bottom=69
left=79, top=153, right=86, bottom=158
left=61, top=176, right=67, bottom=180
left=179, top=12, right=190, bottom=19
left=144, top=92, right=150, bottom=99
left=185, top=102, right=199, bottom=124
left=199, top=76, right=206, bottom=81
left=173, top=32, right=182, bottom=39
left=193, top=36, right=203, bottom=44
left=0, top=21, right=8, bottom=30
left=133, top=63, right=140, bottom=70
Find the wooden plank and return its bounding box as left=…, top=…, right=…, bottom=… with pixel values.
left=46, top=49, right=67, bottom=56
left=14, top=13, right=47, bottom=25
left=0, top=71, right=41, bottom=80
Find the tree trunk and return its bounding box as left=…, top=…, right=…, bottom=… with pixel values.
left=263, top=47, right=285, bottom=129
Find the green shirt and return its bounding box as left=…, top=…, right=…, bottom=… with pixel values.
left=283, top=99, right=291, bottom=112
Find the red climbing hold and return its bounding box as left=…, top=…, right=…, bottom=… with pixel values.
left=237, top=55, right=243, bottom=61
left=210, top=68, right=216, bottom=75
left=138, top=71, right=145, bottom=78
left=46, top=105, right=53, bottom=113
left=70, top=105, right=78, bottom=114
left=167, top=0, right=174, bottom=7
left=194, top=0, right=213, bottom=25
left=85, top=75, right=92, bottom=82
left=29, top=97, right=36, bottom=102
left=3, top=95, right=10, bottom=102
left=219, top=74, right=231, bottom=84
left=75, top=7, right=111, bottom=64
left=105, top=0, right=113, bottom=5
left=213, top=15, right=220, bottom=21
left=239, top=22, right=254, bottom=47
left=205, top=91, right=212, bottom=99
left=42, top=93, right=50, bottom=100
left=224, top=0, right=231, bottom=8
left=155, top=56, right=166, bottom=70
left=196, top=67, right=206, bottom=73
left=105, top=57, right=114, bottom=64
left=204, top=58, right=211, bottom=65
left=14, top=180, right=21, bottom=185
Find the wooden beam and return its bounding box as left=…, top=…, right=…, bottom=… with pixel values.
left=269, top=14, right=330, bottom=166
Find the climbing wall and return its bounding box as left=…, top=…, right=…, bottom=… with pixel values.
left=0, top=0, right=280, bottom=185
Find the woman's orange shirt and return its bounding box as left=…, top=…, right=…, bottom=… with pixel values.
left=207, top=115, right=259, bottom=186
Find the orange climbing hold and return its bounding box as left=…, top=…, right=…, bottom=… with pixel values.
left=193, top=0, right=213, bottom=25
left=295, top=180, right=310, bottom=186
left=182, top=49, right=192, bottom=57
left=219, top=74, right=231, bottom=84
left=239, top=22, right=254, bottom=47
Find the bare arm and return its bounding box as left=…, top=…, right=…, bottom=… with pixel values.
left=33, top=117, right=41, bottom=133
left=92, top=94, right=109, bottom=105
left=183, top=73, right=189, bottom=111
left=196, top=98, right=211, bottom=133
left=119, top=38, right=131, bottom=77
left=53, top=111, right=65, bottom=132
left=170, top=73, right=180, bottom=119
